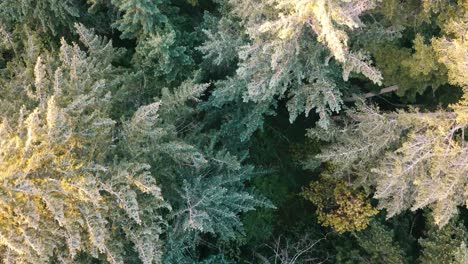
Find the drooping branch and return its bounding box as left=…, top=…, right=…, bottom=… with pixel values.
left=344, top=85, right=399, bottom=102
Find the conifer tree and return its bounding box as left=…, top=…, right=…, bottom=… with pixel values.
left=419, top=216, right=468, bottom=264
left=0, top=24, right=170, bottom=263
left=307, top=0, right=468, bottom=227
left=110, top=0, right=197, bottom=85
left=0, top=21, right=272, bottom=262
left=353, top=222, right=407, bottom=264
left=199, top=0, right=384, bottom=140
left=0, top=0, right=467, bottom=263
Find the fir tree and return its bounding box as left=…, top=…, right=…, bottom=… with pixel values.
left=0, top=24, right=169, bottom=263
left=307, top=0, right=468, bottom=227
left=199, top=0, right=384, bottom=141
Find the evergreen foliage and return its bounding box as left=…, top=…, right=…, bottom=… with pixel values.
left=0, top=0, right=467, bottom=263
left=0, top=25, right=168, bottom=263
left=200, top=0, right=387, bottom=140
left=352, top=221, right=407, bottom=264
left=305, top=1, right=468, bottom=228
left=418, top=216, right=468, bottom=264
left=310, top=102, right=468, bottom=227
left=0, top=0, right=80, bottom=34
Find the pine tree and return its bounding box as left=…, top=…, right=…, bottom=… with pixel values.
left=0, top=0, right=467, bottom=263
left=353, top=0, right=459, bottom=99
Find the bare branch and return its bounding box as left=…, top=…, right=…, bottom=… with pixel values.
left=344, top=85, right=399, bottom=102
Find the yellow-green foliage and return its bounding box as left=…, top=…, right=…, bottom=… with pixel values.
left=258, top=0, right=383, bottom=84
left=364, top=0, right=467, bottom=99
left=187, top=0, right=198, bottom=6
left=431, top=2, right=468, bottom=89
left=302, top=177, right=377, bottom=233
left=0, top=25, right=168, bottom=264
left=370, top=35, right=447, bottom=98
left=309, top=0, right=468, bottom=228
left=403, top=35, right=445, bottom=78
left=434, top=1, right=468, bottom=126
left=313, top=104, right=468, bottom=227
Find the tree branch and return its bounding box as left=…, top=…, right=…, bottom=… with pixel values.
left=344, top=85, right=399, bottom=102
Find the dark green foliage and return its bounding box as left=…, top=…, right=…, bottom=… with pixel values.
left=353, top=222, right=407, bottom=264
left=419, top=216, right=468, bottom=264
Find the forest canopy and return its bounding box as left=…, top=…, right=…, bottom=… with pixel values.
left=0, top=0, right=467, bottom=263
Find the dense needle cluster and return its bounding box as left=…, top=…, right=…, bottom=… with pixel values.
left=0, top=0, right=467, bottom=263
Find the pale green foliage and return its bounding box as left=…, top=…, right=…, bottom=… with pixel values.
left=136, top=30, right=195, bottom=82
left=174, top=166, right=273, bottom=240
left=203, top=17, right=343, bottom=137
left=197, top=14, right=244, bottom=67
left=123, top=81, right=208, bottom=167
left=372, top=111, right=467, bottom=226
left=159, top=142, right=273, bottom=261
left=309, top=103, right=401, bottom=187
left=256, top=0, right=383, bottom=84
left=123, top=100, right=200, bottom=166
left=311, top=103, right=468, bottom=227
left=117, top=67, right=272, bottom=261
left=200, top=0, right=385, bottom=141
left=110, top=0, right=195, bottom=84
left=0, top=27, right=47, bottom=119
left=159, top=80, right=208, bottom=115
left=286, top=74, right=343, bottom=129
left=0, top=24, right=169, bottom=263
